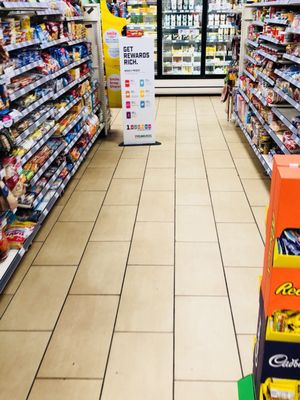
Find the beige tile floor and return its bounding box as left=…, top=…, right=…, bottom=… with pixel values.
left=0, top=96, right=269, bottom=400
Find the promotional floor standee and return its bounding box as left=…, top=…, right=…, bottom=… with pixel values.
left=100, top=0, right=126, bottom=108
left=119, top=36, right=157, bottom=146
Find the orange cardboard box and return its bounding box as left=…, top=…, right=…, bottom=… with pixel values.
left=262, top=156, right=300, bottom=302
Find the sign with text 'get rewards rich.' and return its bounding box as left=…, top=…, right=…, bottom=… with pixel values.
left=119, top=37, right=156, bottom=146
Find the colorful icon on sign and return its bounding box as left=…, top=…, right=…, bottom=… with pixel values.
left=125, top=80, right=130, bottom=87
left=140, top=101, right=145, bottom=108
left=140, top=79, right=144, bottom=87
left=126, top=112, right=131, bottom=119
left=126, top=91, right=130, bottom=98
left=140, top=90, right=144, bottom=98
left=126, top=101, right=131, bottom=109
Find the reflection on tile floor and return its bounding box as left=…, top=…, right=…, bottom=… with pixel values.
left=0, top=97, right=267, bottom=399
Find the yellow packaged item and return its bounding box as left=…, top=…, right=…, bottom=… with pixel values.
left=261, top=378, right=300, bottom=400
left=20, top=16, right=30, bottom=30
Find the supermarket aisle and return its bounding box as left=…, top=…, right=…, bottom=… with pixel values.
left=0, top=96, right=270, bottom=400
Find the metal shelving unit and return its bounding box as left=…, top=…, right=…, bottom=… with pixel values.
left=244, top=69, right=256, bottom=82
left=275, top=68, right=300, bottom=89
left=233, top=111, right=273, bottom=176
left=256, top=70, right=275, bottom=86
left=0, top=3, right=110, bottom=293
left=20, top=126, right=57, bottom=166
left=15, top=108, right=54, bottom=145
left=235, top=1, right=300, bottom=179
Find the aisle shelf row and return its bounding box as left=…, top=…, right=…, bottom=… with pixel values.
left=252, top=20, right=264, bottom=27
left=83, top=89, right=93, bottom=100
left=65, top=126, right=86, bottom=152
left=248, top=100, right=266, bottom=125
left=15, top=107, right=54, bottom=145
left=36, top=9, right=62, bottom=16
left=244, top=69, right=256, bottom=81
left=5, top=60, right=44, bottom=81
left=64, top=16, right=84, bottom=21
left=53, top=73, right=90, bottom=100
left=13, top=72, right=91, bottom=126
left=238, top=89, right=294, bottom=154
left=9, top=56, right=90, bottom=102
left=256, top=70, right=275, bottom=86
left=54, top=97, right=81, bottom=121
left=274, top=68, right=300, bottom=89
left=49, top=56, right=90, bottom=80
left=244, top=54, right=261, bottom=65
left=93, top=103, right=101, bottom=114
left=259, top=34, right=283, bottom=45
left=263, top=123, right=290, bottom=154
left=14, top=91, right=54, bottom=123
left=31, top=161, right=67, bottom=209
left=9, top=75, right=49, bottom=102
left=274, top=86, right=300, bottom=111
left=0, top=124, right=103, bottom=292
left=40, top=37, right=68, bottom=49
left=292, top=133, right=300, bottom=146
left=271, top=106, right=299, bottom=136
left=283, top=53, right=300, bottom=64
left=20, top=125, right=57, bottom=166
left=67, top=39, right=86, bottom=46
left=4, top=39, right=40, bottom=52
left=30, top=142, right=65, bottom=186
left=233, top=111, right=273, bottom=176
left=60, top=110, right=85, bottom=137
left=4, top=36, right=88, bottom=54
left=251, top=88, right=269, bottom=106
left=238, top=86, right=250, bottom=103
left=256, top=49, right=278, bottom=62
left=264, top=18, right=289, bottom=25
left=2, top=1, right=48, bottom=9
left=0, top=3, right=110, bottom=293
left=246, top=39, right=259, bottom=48
left=70, top=125, right=103, bottom=173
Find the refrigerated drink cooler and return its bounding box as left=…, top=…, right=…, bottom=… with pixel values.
left=161, top=0, right=241, bottom=93
left=162, top=0, right=203, bottom=76
left=106, top=0, right=241, bottom=93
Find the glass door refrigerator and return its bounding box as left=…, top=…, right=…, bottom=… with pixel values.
left=205, top=1, right=241, bottom=76
left=109, top=0, right=241, bottom=92
left=161, top=0, right=203, bottom=76
left=158, top=0, right=241, bottom=92
left=126, top=0, right=158, bottom=74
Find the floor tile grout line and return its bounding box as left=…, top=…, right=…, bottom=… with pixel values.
left=210, top=99, right=266, bottom=244
left=98, top=97, right=161, bottom=400
left=210, top=97, right=267, bottom=376
left=35, top=377, right=103, bottom=381
left=175, top=378, right=238, bottom=382
left=114, top=330, right=173, bottom=334
left=175, top=294, right=228, bottom=298
left=24, top=140, right=125, bottom=400
left=0, top=329, right=52, bottom=332
left=172, top=97, right=178, bottom=400
left=193, top=96, right=244, bottom=378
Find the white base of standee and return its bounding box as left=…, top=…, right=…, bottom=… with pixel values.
left=155, top=79, right=223, bottom=95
